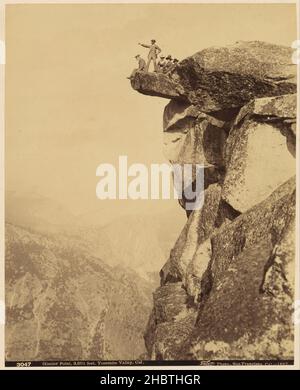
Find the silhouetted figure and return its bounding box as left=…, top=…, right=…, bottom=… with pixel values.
left=138, top=39, right=161, bottom=72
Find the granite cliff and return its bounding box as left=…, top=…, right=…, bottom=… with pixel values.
left=131, top=41, right=297, bottom=360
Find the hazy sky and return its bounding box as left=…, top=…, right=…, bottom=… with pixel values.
left=5, top=3, right=297, bottom=219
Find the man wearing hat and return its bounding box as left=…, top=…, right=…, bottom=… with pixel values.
left=157, top=55, right=166, bottom=73
left=127, top=54, right=146, bottom=79
left=163, top=55, right=173, bottom=73
left=135, top=54, right=146, bottom=71
left=170, top=58, right=179, bottom=72
left=138, top=39, right=161, bottom=72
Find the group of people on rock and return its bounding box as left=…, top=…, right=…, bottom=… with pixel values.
left=128, top=39, right=179, bottom=79
left=157, top=55, right=179, bottom=73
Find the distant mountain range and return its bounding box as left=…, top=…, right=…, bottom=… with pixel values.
left=5, top=191, right=185, bottom=360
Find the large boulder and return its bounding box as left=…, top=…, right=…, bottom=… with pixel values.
left=163, top=101, right=228, bottom=167
left=162, top=99, right=228, bottom=215
left=222, top=94, right=296, bottom=213
left=130, top=71, right=184, bottom=100
left=131, top=41, right=296, bottom=111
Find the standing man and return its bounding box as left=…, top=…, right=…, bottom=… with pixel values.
left=138, top=39, right=161, bottom=72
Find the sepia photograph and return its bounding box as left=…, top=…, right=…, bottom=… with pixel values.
left=0, top=0, right=299, bottom=371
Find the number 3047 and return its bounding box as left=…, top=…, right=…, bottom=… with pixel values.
left=16, top=362, right=32, bottom=367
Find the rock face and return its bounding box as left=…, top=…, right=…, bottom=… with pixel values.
left=131, top=71, right=184, bottom=100
left=130, top=41, right=297, bottom=361
left=190, top=178, right=295, bottom=360
left=222, top=94, right=296, bottom=213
